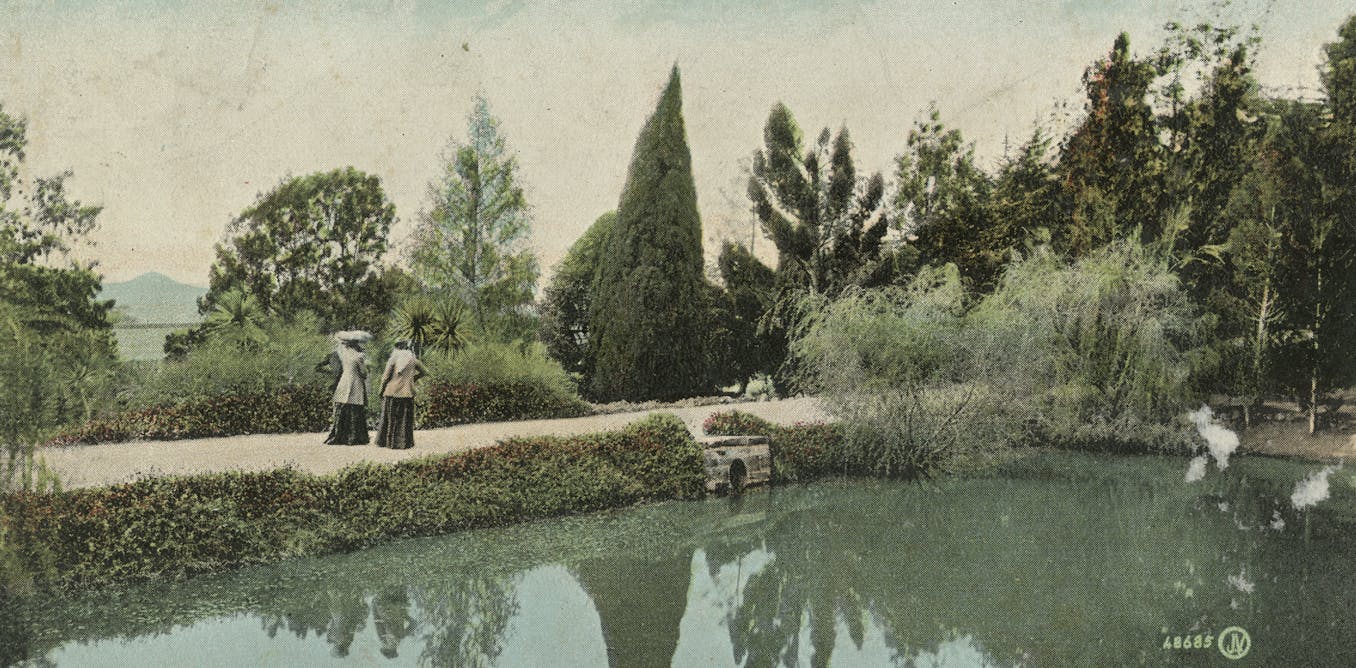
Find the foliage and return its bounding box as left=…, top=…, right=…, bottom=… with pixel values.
left=388, top=294, right=467, bottom=356
left=49, top=384, right=333, bottom=445
left=202, top=167, right=398, bottom=334
left=5, top=414, right=703, bottom=590
left=702, top=410, right=843, bottom=482
left=1057, top=33, right=1165, bottom=254
left=133, top=313, right=332, bottom=405
left=713, top=241, right=781, bottom=390
left=894, top=106, right=1002, bottom=288
left=419, top=381, right=588, bottom=427
left=789, top=243, right=1206, bottom=475
left=410, top=95, right=539, bottom=339
left=791, top=265, right=1024, bottom=477
left=589, top=67, right=712, bottom=402
left=970, top=242, right=1207, bottom=450
left=539, top=211, right=615, bottom=390
left=748, top=103, right=893, bottom=297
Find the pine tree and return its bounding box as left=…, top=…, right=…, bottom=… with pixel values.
left=411, top=96, right=539, bottom=340
left=1058, top=33, right=1164, bottom=254
left=589, top=67, right=711, bottom=402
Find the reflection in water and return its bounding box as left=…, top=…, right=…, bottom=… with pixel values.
left=5, top=452, right=1356, bottom=666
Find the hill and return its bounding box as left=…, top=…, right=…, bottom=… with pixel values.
left=101, top=272, right=207, bottom=325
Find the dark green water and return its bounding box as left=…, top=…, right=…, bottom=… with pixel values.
left=4, top=451, right=1355, bottom=666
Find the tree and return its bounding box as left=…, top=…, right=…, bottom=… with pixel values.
left=0, top=102, right=114, bottom=490
left=714, top=240, right=780, bottom=391
left=894, top=106, right=1002, bottom=288
left=747, top=103, right=892, bottom=298
left=410, top=96, right=539, bottom=340
left=589, top=67, right=711, bottom=402
left=1058, top=33, right=1165, bottom=254
left=539, top=211, right=615, bottom=388
left=204, top=167, right=397, bottom=332
left=989, top=127, right=1065, bottom=259
left=1264, top=100, right=1356, bottom=433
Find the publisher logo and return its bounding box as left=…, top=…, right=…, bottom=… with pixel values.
left=1217, top=626, right=1251, bottom=660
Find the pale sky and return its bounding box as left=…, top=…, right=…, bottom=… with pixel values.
left=2, top=0, right=1351, bottom=286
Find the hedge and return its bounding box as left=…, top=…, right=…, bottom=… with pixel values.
left=50, top=379, right=590, bottom=446
left=3, top=414, right=703, bottom=591
left=702, top=410, right=844, bottom=482
left=49, top=384, right=333, bottom=446
left=418, top=380, right=590, bottom=427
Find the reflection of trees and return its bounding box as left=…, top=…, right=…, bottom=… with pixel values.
left=11, top=455, right=1356, bottom=666
left=573, top=553, right=692, bottom=667
left=372, top=587, right=416, bottom=659
left=412, top=574, right=517, bottom=667
left=718, top=488, right=870, bottom=668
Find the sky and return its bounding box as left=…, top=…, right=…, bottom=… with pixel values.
left=1, top=0, right=1352, bottom=286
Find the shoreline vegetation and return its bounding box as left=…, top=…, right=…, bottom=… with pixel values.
left=4, top=12, right=1356, bottom=646
left=3, top=404, right=1346, bottom=596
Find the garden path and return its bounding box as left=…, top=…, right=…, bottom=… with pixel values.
left=40, top=397, right=829, bottom=490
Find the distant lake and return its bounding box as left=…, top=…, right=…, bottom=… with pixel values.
left=112, top=324, right=185, bottom=361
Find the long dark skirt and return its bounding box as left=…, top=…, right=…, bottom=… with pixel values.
left=376, top=397, right=415, bottom=450
left=325, top=402, right=369, bottom=445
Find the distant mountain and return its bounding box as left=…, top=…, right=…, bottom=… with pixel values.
left=101, top=272, right=207, bottom=325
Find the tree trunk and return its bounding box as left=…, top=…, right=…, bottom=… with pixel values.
left=1309, top=371, right=1318, bottom=435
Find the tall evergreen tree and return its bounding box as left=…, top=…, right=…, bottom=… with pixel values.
left=589, top=67, right=710, bottom=402
left=411, top=95, right=539, bottom=340
left=894, top=107, right=1000, bottom=288
left=1262, top=98, right=1356, bottom=434
left=1058, top=33, right=1165, bottom=254
left=748, top=103, right=892, bottom=298
left=539, top=211, right=616, bottom=389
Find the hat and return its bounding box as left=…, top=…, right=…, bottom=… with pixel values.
left=334, top=330, right=373, bottom=343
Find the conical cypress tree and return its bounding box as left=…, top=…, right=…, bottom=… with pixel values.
left=589, top=66, right=710, bottom=402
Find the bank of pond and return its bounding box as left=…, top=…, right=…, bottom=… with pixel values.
left=3, top=412, right=1356, bottom=665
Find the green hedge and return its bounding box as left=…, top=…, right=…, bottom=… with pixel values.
left=417, top=380, right=590, bottom=427
left=51, top=379, right=590, bottom=446
left=4, top=414, right=703, bottom=590
left=702, top=410, right=844, bottom=482
left=49, top=384, right=333, bottom=445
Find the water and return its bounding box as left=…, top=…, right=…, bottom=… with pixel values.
left=5, top=451, right=1356, bottom=666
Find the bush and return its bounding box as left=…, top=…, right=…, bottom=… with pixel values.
left=50, top=385, right=332, bottom=445
left=418, top=381, right=589, bottom=427
left=53, top=338, right=593, bottom=445
left=135, top=314, right=332, bottom=406
left=790, top=243, right=1209, bottom=477
left=702, top=410, right=844, bottom=483
left=5, top=414, right=702, bottom=590
left=418, top=341, right=589, bottom=426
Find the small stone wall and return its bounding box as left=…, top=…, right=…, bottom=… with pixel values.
left=699, top=435, right=772, bottom=495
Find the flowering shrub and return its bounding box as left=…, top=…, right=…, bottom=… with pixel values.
left=418, top=380, right=589, bottom=427
left=4, top=414, right=701, bottom=589
left=702, top=410, right=844, bottom=482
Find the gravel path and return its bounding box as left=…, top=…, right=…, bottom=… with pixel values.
left=40, top=397, right=829, bottom=490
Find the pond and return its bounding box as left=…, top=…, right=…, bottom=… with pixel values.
left=4, top=451, right=1355, bottom=666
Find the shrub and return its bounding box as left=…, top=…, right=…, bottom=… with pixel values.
left=418, top=381, right=589, bottom=427
left=5, top=414, right=702, bottom=590
left=790, top=243, right=1208, bottom=477
left=134, top=314, right=332, bottom=406
left=703, top=410, right=844, bottom=483
left=50, top=385, right=332, bottom=445
left=417, top=341, right=588, bottom=426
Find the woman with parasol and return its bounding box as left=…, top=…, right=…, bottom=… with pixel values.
left=323, top=330, right=372, bottom=445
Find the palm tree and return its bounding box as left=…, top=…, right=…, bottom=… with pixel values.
left=202, top=288, right=268, bottom=349
left=389, top=295, right=467, bottom=356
